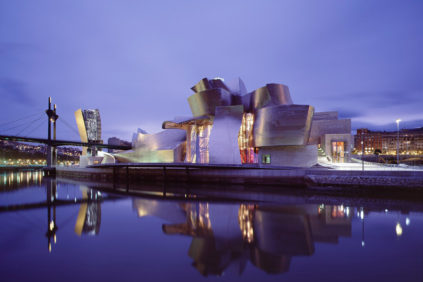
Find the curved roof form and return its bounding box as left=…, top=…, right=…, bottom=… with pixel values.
left=188, top=77, right=293, bottom=116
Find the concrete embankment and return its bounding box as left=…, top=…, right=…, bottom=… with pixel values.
left=56, top=164, right=423, bottom=193
left=56, top=164, right=307, bottom=186
left=304, top=170, right=423, bottom=191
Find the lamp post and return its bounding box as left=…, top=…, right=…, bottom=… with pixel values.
left=396, top=119, right=401, bottom=165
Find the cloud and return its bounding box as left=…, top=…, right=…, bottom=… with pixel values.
left=333, top=109, right=362, bottom=119
left=0, top=78, right=34, bottom=105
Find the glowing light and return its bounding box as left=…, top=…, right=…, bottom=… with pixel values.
left=406, top=217, right=410, bottom=226
left=49, top=221, right=55, bottom=231
left=361, top=241, right=365, bottom=247
left=345, top=207, right=350, bottom=217
left=396, top=222, right=403, bottom=237
left=54, top=234, right=57, bottom=244
left=49, top=243, right=52, bottom=253
left=360, top=210, right=364, bottom=220
left=385, top=209, right=388, bottom=213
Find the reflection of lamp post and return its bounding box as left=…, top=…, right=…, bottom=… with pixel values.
left=396, top=119, right=401, bottom=165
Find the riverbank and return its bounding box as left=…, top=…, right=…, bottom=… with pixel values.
left=55, top=163, right=423, bottom=193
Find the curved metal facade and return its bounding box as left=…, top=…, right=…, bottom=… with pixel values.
left=188, top=88, right=231, bottom=117
left=253, top=105, right=314, bottom=147
left=107, top=76, right=350, bottom=167
left=208, top=105, right=244, bottom=164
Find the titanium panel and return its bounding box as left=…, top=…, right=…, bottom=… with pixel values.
left=312, top=111, right=338, bottom=121
left=75, top=109, right=88, bottom=143
left=133, top=129, right=186, bottom=151
left=119, top=129, right=186, bottom=163
left=115, top=148, right=176, bottom=163
left=242, top=87, right=271, bottom=112
left=209, top=78, right=230, bottom=92
left=225, top=77, right=248, bottom=96
left=162, top=116, right=212, bottom=130
left=188, top=88, right=231, bottom=117
left=266, top=84, right=293, bottom=105
left=258, top=145, right=318, bottom=167
left=309, top=119, right=351, bottom=145
left=208, top=105, right=244, bottom=164
left=75, top=109, right=88, bottom=155
left=191, top=78, right=212, bottom=93
left=253, top=105, right=314, bottom=147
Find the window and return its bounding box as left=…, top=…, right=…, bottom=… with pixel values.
left=262, top=154, right=271, bottom=164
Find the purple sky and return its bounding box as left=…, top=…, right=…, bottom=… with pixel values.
left=1, top=0, right=422, bottom=142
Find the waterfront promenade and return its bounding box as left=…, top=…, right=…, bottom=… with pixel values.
left=54, top=162, right=423, bottom=195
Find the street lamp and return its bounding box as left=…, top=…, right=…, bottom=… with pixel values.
left=396, top=119, right=401, bottom=165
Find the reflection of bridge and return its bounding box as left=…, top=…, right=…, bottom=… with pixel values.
left=0, top=173, right=118, bottom=252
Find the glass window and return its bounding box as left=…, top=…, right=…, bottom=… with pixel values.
left=262, top=154, right=271, bottom=164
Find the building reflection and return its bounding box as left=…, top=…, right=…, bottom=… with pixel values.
left=0, top=172, right=103, bottom=252
left=132, top=200, right=352, bottom=276
left=74, top=187, right=102, bottom=236
left=46, top=178, right=57, bottom=252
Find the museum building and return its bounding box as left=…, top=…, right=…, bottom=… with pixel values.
left=108, top=77, right=352, bottom=167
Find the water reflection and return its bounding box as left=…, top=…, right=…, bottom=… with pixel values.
left=133, top=199, right=352, bottom=275
left=0, top=174, right=420, bottom=280
left=0, top=170, right=43, bottom=190
left=45, top=181, right=103, bottom=252
left=75, top=187, right=102, bottom=236
left=0, top=172, right=103, bottom=253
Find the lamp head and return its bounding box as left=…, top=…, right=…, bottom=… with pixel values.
left=396, top=119, right=401, bottom=124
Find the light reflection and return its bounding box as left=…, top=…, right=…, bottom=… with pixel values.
left=396, top=222, right=403, bottom=237
left=158, top=202, right=353, bottom=275
left=0, top=170, right=43, bottom=189
left=0, top=178, right=418, bottom=277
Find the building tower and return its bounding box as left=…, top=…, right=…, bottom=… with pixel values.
left=75, top=109, right=102, bottom=156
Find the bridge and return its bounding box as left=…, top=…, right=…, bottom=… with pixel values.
left=0, top=135, right=131, bottom=150
left=0, top=97, right=132, bottom=167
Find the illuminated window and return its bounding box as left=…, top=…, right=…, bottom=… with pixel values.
left=262, top=154, right=271, bottom=164
left=238, top=113, right=257, bottom=164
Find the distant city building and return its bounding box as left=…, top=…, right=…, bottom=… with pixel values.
left=355, top=128, right=423, bottom=155
left=75, top=109, right=102, bottom=155
left=111, top=77, right=352, bottom=166
left=0, top=140, right=80, bottom=166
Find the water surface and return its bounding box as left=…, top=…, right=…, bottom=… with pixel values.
left=0, top=171, right=422, bottom=281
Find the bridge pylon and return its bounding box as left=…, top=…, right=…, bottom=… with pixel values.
left=45, top=97, right=59, bottom=168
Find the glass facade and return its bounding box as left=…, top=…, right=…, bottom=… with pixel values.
left=184, top=113, right=259, bottom=164
left=186, top=124, right=212, bottom=163
left=332, top=141, right=345, bottom=162
left=238, top=113, right=258, bottom=164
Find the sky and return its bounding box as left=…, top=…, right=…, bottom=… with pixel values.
left=0, top=0, right=422, bottom=142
